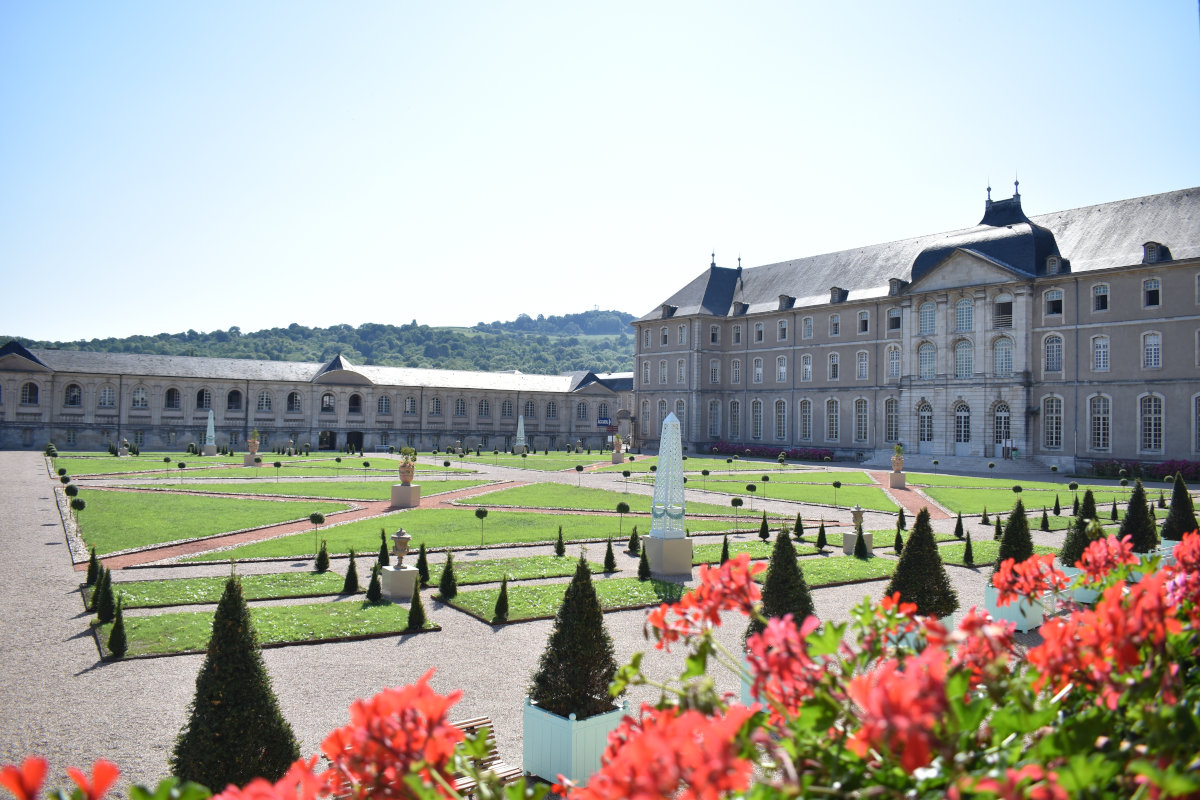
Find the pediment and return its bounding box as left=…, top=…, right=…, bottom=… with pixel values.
left=906, top=248, right=1027, bottom=294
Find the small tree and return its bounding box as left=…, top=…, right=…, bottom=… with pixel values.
left=178, top=462, right=187, bottom=484
left=171, top=576, right=300, bottom=787
left=720, top=534, right=730, bottom=564
left=893, top=526, right=904, bottom=554
left=761, top=475, right=770, bottom=501
left=1110, top=499, right=1119, bottom=521
left=274, top=461, right=282, bottom=481
left=995, top=500, right=1034, bottom=571
left=883, top=508, right=959, bottom=618
left=746, top=484, right=757, bottom=510
left=964, top=529, right=975, bottom=566
left=555, top=525, right=566, bottom=557
left=107, top=596, right=127, bottom=659
left=897, top=507, right=907, bottom=530
left=731, top=497, right=743, bottom=531
left=366, top=564, right=383, bottom=603
left=637, top=548, right=650, bottom=580
left=1158, top=490, right=1167, bottom=509
left=408, top=586, right=428, bottom=631
left=85, top=546, right=100, bottom=587
left=627, top=525, right=640, bottom=555
left=853, top=522, right=869, bottom=560
left=701, top=469, right=710, bottom=489
left=378, top=528, right=390, bottom=567
left=758, top=511, right=770, bottom=543
left=492, top=576, right=509, bottom=624
left=816, top=520, right=828, bottom=550
left=1040, top=508, right=1051, bottom=532
left=953, top=512, right=964, bottom=539
left=71, top=497, right=86, bottom=513
left=342, top=549, right=359, bottom=594
left=529, top=554, right=621, bottom=720
left=575, top=464, right=584, bottom=486
left=1119, top=479, right=1158, bottom=553
left=415, top=543, right=430, bottom=586
left=1053, top=494, right=1061, bottom=516
left=95, top=568, right=115, bottom=624
left=599, top=538, right=615, bottom=572
left=309, top=512, right=325, bottom=556
left=994, top=515, right=1003, bottom=541
left=831, top=481, right=842, bottom=507
left=746, top=530, right=815, bottom=640
left=475, top=507, right=489, bottom=546
left=438, top=553, right=458, bottom=599
left=794, top=513, right=805, bottom=541
left=315, top=539, right=330, bottom=573
left=615, top=501, right=630, bottom=536
left=621, top=469, right=632, bottom=492
left=1160, top=473, right=1199, bottom=542
left=981, top=507, right=989, bottom=525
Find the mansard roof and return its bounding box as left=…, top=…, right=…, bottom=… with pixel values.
left=638, top=186, right=1199, bottom=321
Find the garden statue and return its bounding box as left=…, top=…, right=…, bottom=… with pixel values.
left=611, top=433, right=624, bottom=464
left=383, top=528, right=417, bottom=601
left=514, top=416, right=527, bottom=454
left=391, top=448, right=420, bottom=508
left=646, top=413, right=692, bottom=575
left=202, top=410, right=217, bottom=456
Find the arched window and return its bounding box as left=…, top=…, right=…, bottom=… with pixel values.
left=955, top=298, right=973, bottom=332
left=993, top=338, right=1013, bottom=377
left=403, top=396, right=417, bottom=415
left=751, top=399, right=763, bottom=439
left=752, top=358, right=763, bottom=383
left=856, top=351, right=868, bottom=380
left=430, top=397, right=443, bottom=416
left=884, top=398, right=899, bottom=442
left=1092, top=336, right=1109, bottom=371
left=321, top=393, right=335, bottom=413
left=546, top=401, right=558, bottom=419
left=917, top=402, right=933, bottom=443
left=1044, top=335, right=1063, bottom=372
left=98, top=386, right=115, bottom=408
left=254, top=391, right=271, bottom=412
left=854, top=398, right=868, bottom=442
left=708, top=400, right=721, bottom=438
left=196, top=389, right=212, bottom=410
left=576, top=402, right=588, bottom=421
left=1045, top=289, right=1063, bottom=316
left=658, top=399, right=668, bottom=429
left=886, top=346, right=901, bottom=379
left=641, top=400, right=650, bottom=427
left=1143, top=332, right=1162, bottom=369
left=524, top=400, right=536, bottom=418
left=19, top=382, right=38, bottom=405
left=774, top=399, right=787, bottom=439
left=993, top=403, right=1010, bottom=444
left=287, top=392, right=302, bottom=413
left=377, top=395, right=391, bottom=415
left=1043, top=397, right=1062, bottom=449
left=731, top=359, right=742, bottom=384
left=955, top=340, right=973, bottom=378
left=1140, top=395, right=1163, bottom=451
left=165, top=387, right=181, bottom=410
left=598, top=402, right=609, bottom=419
left=729, top=400, right=741, bottom=439
left=63, top=384, right=82, bottom=408
left=776, top=356, right=787, bottom=382
left=227, top=390, right=243, bottom=411
left=828, top=353, right=839, bottom=380
left=799, top=399, right=812, bottom=441
left=675, top=400, right=685, bottom=426
left=954, top=403, right=971, bottom=444
left=455, top=398, right=467, bottom=417
left=501, top=400, right=513, bottom=418
left=919, top=302, right=936, bottom=335
left=1090, top=395, right=1110, bottom=451
left=918, top=343, right=935, bottom=380
left=659, top=360, right=667, bottom=383
left=677, top=359, right=685, bottom=383
left=348, top=394, right=362, bottom=414
left=641, top=361, right=650, bottom=384
left=478, top=399, right=490, bottom=417
left=709, top=360, right=720, bottom=384
left=801, top=355, right=812, bottom=382
left=825, top=399, right=839, bottom=441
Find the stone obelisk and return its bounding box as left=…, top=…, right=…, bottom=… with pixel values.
left=646, top=412, right=692, bottom=576
left=202, top=409, right=217, bottom=456
left=514, top=414, right=527, bottom=454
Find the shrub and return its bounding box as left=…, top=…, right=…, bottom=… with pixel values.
left=994, top=516, right=1002, bottom=541
left=1040, top=508, right=1051, bottom=532
left=60, top=475, right=70, bottom=485
left=794, top=513, right=805, bottom=541
left=342, top=549, right=359, bottom=594
left=637, top=548, right=650, bottom=580
left=603, top=539, right=617, bottom=573
left=953, top=512, right=964, bottom=539
left=407, top=587, right=427, bottom=631
left=746, top=531, right=815, bottom=640
left=883, top=508, right=959, bottom=618
left=1059, top=489, right=1099, bottom=568
left=627, top=526, right=640, bottom=555
left=528, top=554, right=621, bottom=719
left=64, top=483, right=78, bottom=497
left=70, top=497, right=86, bottom=513
left=1161, top=473, right=1199, bottom=542
left=378, top=528, right=390, bottom=568
left=1119, top=480, right=1159, bottom=553
left=893, top=526, right=904, bottom=554
left=995, top=500, right=1033, bottom=571
left=852, top=522, right=870, bottom=560
left=95, top=567, right=115, bottom=624
left=107, top=597, right=127, bottom=659
left=1111, top=500, right=1119, bottom=521
left=964, top=528, right=975, bottom=566
left=816, top=520, right=827, bottom=550
left=415, top=543, right=429, bottom=586
left=554, top=525, right=566, bottom=557
left=438, top=553, right=458, bottom=599
left=708, top=440, right=834, bottom=462
left=57, top=467, right=67, bottom=477
left=85, top=546, right=100, bottom=587
left=897, top=507, right=907, bottom=530
left=492, top=577, right=509, bottom=624
left=719, top=534, right=730, bottom=564
left=981, top=507, right=989, bottom=525
left=315, top=539, right=330, bottom=573
left=1053, top=494, right=1061, bottom=516
left=758, top=512, right=770, bottom=543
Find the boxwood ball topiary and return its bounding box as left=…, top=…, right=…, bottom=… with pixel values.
left=882, top=508, right=959, bottom=618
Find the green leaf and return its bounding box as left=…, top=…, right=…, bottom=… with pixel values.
left=989, top=704, right=1056, bottom=740
left=1053, top=753, right=1122, bottom=794
left=610, top=652, right=644, bottom=695
left=806, top=621, right=845, bottom=657
left=683, top=637, right=713, bottom=679
left=128, top=779, right=212, bottom=800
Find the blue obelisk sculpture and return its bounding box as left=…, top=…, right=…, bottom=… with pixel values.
left=514, top=415, right=527, bottom=454
left=202, top=410, right=217, bottom=456
left=647, top=412, right=692, bottom=576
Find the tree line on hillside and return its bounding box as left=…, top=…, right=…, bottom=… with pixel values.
left=8, top=311, right=636, bottom=375
left=472, top=309, right=633, bottom=336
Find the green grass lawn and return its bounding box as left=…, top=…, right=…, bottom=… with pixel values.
left=94, top=598, right=422, bottom=657
left=693, top=470, right=875, bottom=485
left=75, top=490, right=351, bottom=555
left=467, top=483, right=764, bottom=516
left=795, top=555, right=898, bottom=586
left=692, top=539, right=820, bottom=564
left=184, top=509, right=737, bottom=560
left=695, top=480, right=900, bottom=512
left=907, top=473, right=1087, bottom=491
left=427, top=555, right=604, bottom=586
left=96, top=571, right=352, bottom=608
left=116, top=479, right=489, bottom=500
left=56, top=455, right=244, bottom=475
left=471, top=453, right=612, bottom=471
left=596, top=455, right=810, bottom=474
left=939, top=540, right=1057, bottom=567
left=923, top=487, right=1133, bottom=515
left=444, top=577, right=685, bottom=622
left=125, top=463, right=473, bottom=480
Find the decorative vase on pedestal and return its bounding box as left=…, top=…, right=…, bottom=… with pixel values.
left=398, top=461, right=415, bottom=486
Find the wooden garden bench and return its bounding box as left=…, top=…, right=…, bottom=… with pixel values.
left=451, top=716, right=523, bottom=797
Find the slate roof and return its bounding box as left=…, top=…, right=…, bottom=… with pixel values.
left=639, top=187, right=1200, bottom=321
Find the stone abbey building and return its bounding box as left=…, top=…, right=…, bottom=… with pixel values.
left=0, top=345, right=633, bottom=453
left=633, top=185, right=1199, bottom=471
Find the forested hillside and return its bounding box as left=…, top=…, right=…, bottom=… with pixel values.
left=9, top=310, right=636, bottom=375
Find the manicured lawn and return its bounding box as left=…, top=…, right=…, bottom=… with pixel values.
left=472, top=453, right=611, bottom=471
left=795, top=555, right=897, bottom=586
left=692, top=539, right=819, bottom=564
left=95, top=571, right=352, bottom=608
left=444, top=578, right=685, bottom=622
left=56, top=455, right=243, bottom=475
left=428, top=555, right=604, bottom=586
left=908, top=473, right=1085, bottom=491
left=128, top=464, right=472, bottom=479
left=939, top=541, right=1057, bottom=567
left=467, top=483, right=763, bottom=516
left=867, top=529, right=960, bottom=547
left=923, top=487, right=1132, bottom=515
left=94, top=599, right=422, bottom=657
left=74, top=490, right=350, bottom=555
left=695, top=481, right=900, bottom=512
left=697, top=470, right=874, bottom=485
left=596, top=455, right=810, bottom=474
left=185, top=509, right=736, bottom=560
left=117, top=479, right=489, bottom=500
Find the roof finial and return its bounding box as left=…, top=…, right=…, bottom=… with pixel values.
left=711, top=250, right=716, bottom=268
left=986, top=181, right=992, bottom=201
left=1013, top=172, right=1020, bottom=199
left=738, top=255, right=742, bottom=269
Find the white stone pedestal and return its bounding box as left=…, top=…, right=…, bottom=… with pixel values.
left=243, top=454, right=261, bottom=467
left=390, top=484, right=421, bottom=508
left=889, top=472, right=906, bottom=489
left=843, top=531, right=873, bottom=556
left=202, top=444, right=217, bottom=456
left=383, top=565, right=419, bottom=603
left=646, top=537, right=693, bottom=577
left=611, top=452, right=623, bottom=464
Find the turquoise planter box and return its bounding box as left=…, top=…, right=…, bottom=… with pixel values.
left=983, top=583, right=1045, bottom=633
left=522, top=698, right=629, bottom=786
left=1060, top=566, right=1099, bottom=605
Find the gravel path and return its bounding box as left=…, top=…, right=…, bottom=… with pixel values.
left=1, top=450, right=1060, bottom=793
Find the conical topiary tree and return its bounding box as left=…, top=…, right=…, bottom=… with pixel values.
left=637, top=548, right=650, bottom=580
left=994, top=516, right=1002, bottom=541
left=893, top=526, right=904, bottom=554
left=746, top=530, right=815, bottom=640
left=964, top=529, right=975, bottom=566
left=1110, top=500, right=1119, bottom=521
left=378, top=529, right=390, bottom=568
left=981, top=507, right=990, bottom=526
left=1040, top=508, right=1051, bottom=532
left=897, top=508, right=907, bottom=530
left=758, top=512, right=770, bottom=543
left=1160, top=473, right=1199, bottom=542
left=107, top=596, right=127, bottom=659
left=627, top=526, right=640, bottom=556
left=1073, top=494, right=1080, bottom=516
left=1053, top=494, right=1061, bottom=516
left=1079, top=487, right=1098, bottom=522
left=794, top=515, right=805, bottom=542
left=438, top=553, right=458, bottom=599
left=1119, top=480, right=1158, bottom=553
left=882, top=508, right=959, bottom=618
left=95, top=568, right=116, bottom=624
left=720, top=534, right=730, bottom=564
left=366, top=563, right=383, bottom=603
left=171, top=576, right=300, bottom=788
left=407, top=586, right=427, bottom=631
left=342, top=549, right=360, bottom=594
left=1059, top=490, right=1099, bottom=569
left=528, top=554, right=621, bottom=720
left=603, top=539, right=617, bottom=573
left=953, top=512, right=964, bottom=539
left=86, top=546, right=100, bottom=587
left=415, top=543, right=430, bottom=586
left=492, top=576, right=509, bottom=624
left=555, top=526, right=566, bottom=557
left=853, top=522, right=869, bottom=560
left=816, top=520, right=827, bottom=550
left=994, top=499, right=1033, bottom=571
left=315, top=539, right=330, bottom=573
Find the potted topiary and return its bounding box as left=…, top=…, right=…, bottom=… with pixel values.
left=523, top=554, right=627, bottom=785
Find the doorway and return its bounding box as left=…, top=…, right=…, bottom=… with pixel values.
left=318, top=430, right=337, bottom=450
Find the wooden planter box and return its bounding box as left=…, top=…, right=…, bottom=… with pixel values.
left=1059, top=566, right=1099, bottom=605
left=522, top=698, right=628, bottom=786
left=983, top=583, right=1046, bottom=633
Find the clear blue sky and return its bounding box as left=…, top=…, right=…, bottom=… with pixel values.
left=3, top=1, right=1198, bottom=342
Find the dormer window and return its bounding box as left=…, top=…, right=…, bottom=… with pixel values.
left=888, top=278, right=907, bottom=296
left=1047, top=255, right=1061, bottom=274
left=830, top=287, right=848, bottom=304
left=1144, top=242, right=1161, bottom=264
left=778, top=294, right=795, bottom=310
left=661, top=304, right=677, bottom=318
left=732, top=302, right=748, bottom=315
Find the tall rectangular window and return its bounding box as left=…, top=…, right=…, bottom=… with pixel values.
left=778, top=320, right=788, bottom=341
left=884, top=398, right=899, bottom=442
left=829, top=315, right=840, bottom=336
left=753, top=358, right=763, bottom=383
left=776, top=356, right=787, bottom=382
left=919, top=302, right=936, bottom=334
left=1092, top=337, right=1109, bottom=371
left=774, top=400, right=787, bottom=439
left=858, top=311, right=869, bottom=333
left=1143, top=332, right=1161, bottom=369
left=887, top=347, right=900, bottom=379
left=754, top=323, right=764, bottom=343
left=955, top=299, right=973, bottom=332
left=856, top=351, right=868, bottom=379
left=887, top=308, right=901, bottom=331
left=1043, top=397, right=1063, bottom=449
left=729, top=401, right=740, bottom=439
left=825, top=400, right=839, bottom=441
left=828, top=354, right=839, bottom=380
left=801, top=355, right=812, bottom=382
left=1144, top=278, right=1161, bottom=308
left=854, top=398, right=868, bottom=442
left=802, top=318, right=813, bottom=339
left=1045, top=290, right=1063, bottom=316
left=1090, top=396, right=1110, bottom=451
left=1093, top=284, right=1109, bottom=311
left=751, top=400, right=763, bottom=439
left=1140, top=395, right=1163, bottom=451
left=710, top=326, right=720, bottom=344
left=731, top=359, right=741, bottom=384
left=677, top=359, right=685, bottom=383
left=709, top=360, right=720, bottom=383
left=799, top=400, right=812, bottom=440
left=708, top=401, right=720, bottom=438
left=659, top=360, right=668, bottom=382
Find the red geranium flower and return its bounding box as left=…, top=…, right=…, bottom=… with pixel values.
left=0, top=758, right=47, bottom=800
left=846, top=649, right=949, bottom=772
left=66, top=760, right=120, bottom=800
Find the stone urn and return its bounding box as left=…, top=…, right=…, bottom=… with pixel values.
left=398, top=460, right=416, bottom=486
left=248, top=437, right=259, bottom=455
left=391, top=528, right=412, bottom=565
